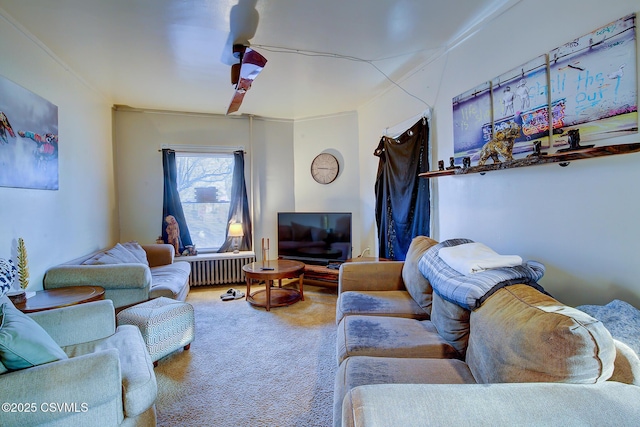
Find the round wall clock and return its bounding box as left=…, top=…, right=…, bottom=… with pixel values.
left=310, top=152, right=339, bottom=184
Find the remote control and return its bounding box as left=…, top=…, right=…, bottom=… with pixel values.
left=261, top=267, right=274, bottom=270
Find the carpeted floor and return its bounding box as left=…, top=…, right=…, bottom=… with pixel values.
left=154, top=283, right=338, bottom=427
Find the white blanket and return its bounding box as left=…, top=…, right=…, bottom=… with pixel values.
left=438, top=242, right=523, bottom=274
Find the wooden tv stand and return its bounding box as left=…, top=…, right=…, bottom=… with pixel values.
left=303, top=257, right=389, bottom=288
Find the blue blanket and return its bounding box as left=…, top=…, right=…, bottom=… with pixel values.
left=576, top=300, right=640, bottom=357
left=418, top=239, right=546, bottom=310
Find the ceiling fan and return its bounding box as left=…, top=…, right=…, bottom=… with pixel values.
left=226, top=44, right=267, bottom=114
left=222, top=0, right=267, bottom=115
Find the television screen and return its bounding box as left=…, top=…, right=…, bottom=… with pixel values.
left=277, top=212, right=352, bottom=265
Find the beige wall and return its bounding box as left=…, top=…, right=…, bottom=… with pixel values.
left=293, top=112, right=363, bottom=257
left=0, top=12, right=116, bottom=290
left=357, top=0, right=640, bottom=307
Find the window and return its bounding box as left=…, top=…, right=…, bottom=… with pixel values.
left=176, top=152, right=234, bottom=251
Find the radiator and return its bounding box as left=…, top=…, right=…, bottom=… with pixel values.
left=186, top=253, right=256, bottom=286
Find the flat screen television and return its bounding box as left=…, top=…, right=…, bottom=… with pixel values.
left=277, top=212, right=352, bottom=265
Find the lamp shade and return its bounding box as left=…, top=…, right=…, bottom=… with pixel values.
left=228, top=223, right=244, bottom=237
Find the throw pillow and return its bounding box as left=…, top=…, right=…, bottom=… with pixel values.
left=466, top=284, right=615, bottom=384
left=402, top=236, right=438, bottom=314
left=121, top=241, right=150, bottom=266
left=0, top=259, right=17, bottom=298
left=82, top=243, right=142, bottom=265
left=0, top=303, right=68, bottom=371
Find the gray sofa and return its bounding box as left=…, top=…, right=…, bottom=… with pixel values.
left=0, top=295, right=157, bottom=427
left=334, top=237, right=640, bottom=427
left=43, top=243, right=190, bottom=309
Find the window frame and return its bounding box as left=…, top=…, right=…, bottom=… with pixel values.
left=172, top=146, right=242, bottom=253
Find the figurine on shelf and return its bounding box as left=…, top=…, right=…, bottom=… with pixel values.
left=438, top=160, right=445, bottom=171
left=184, top=245, right=197, bottom=256
left=527, top=140, right=548, bottom=157
left=478, top=121, right=521, bottom=166
left=445, top=156, right=461, bottom=170
left=462, top=157, right=471, bottom=169
left=557, top=129, right=594, bottom=152
left=165, top=215, right=182, bottom=256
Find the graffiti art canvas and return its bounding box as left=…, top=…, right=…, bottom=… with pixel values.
left=549, top=13, right=637, bottom=149
left=489, top=55, right=551, bottom=162
left=452, top=14, right=637, bottom=169
left=0, top=76, right=58, bottom=190
left=452, top=81, right=492, bottom=164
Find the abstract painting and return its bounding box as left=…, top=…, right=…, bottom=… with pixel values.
left=0, top=75, right=58, bottom=190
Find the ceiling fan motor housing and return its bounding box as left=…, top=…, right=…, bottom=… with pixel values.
left=230, top=44, right=247, bottom=84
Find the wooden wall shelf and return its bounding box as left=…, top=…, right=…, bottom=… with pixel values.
left=419, top=142, right=640, bottom=178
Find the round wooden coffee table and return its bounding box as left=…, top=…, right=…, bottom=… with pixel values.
left=14, top=286, right=105, bottom=313
left=242, top=260, right=305, bottom=311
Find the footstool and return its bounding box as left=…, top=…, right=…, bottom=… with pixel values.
left=116, top=297, right=195, bottom=366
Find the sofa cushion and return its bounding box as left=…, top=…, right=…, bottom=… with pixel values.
left=149, top=261, right=191, bottom=300
left=0, top=303, right=68, bottom=371
left=336, top=315, right=458, bottom=364
left=335, top=356, right=475, bottom=427
left=467, top=284, right=616, bottom=384
left=336, top=291, right=430, bottom=325
left=342, top=382, right=640, bottom=427
left=430, top=292, right=470, bottom=358
left=63, top=324, right=157, bottom=417
left=82, top=243, right=142, bottom=265
left=402, top=236, right=438, bottom=315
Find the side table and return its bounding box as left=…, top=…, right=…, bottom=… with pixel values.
left=243, top=260, right=305, bottom=311
left=14, top=286, right=105, bottom=313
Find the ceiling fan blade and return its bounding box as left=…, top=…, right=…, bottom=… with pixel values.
left=220, top=0, right=259, bottom=65
left=226, top=47, right=267, bottom=114
left=226, top=89, right=247, bottom=115
left=238, top=48, right=267, bottom=81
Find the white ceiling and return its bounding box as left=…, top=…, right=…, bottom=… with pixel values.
left=0, top=0, right=519, bottom=120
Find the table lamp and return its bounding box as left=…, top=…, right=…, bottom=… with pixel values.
left=228, top=223, right=244, bottom=254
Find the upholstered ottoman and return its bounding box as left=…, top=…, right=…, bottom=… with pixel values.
left=117, top=297, right=195, bottom=366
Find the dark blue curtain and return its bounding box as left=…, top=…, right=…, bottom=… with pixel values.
left=374, top=118, right=430, bottom=260
left=161, top=149, right=193, bottom=253
left=218, top=150, right=253, bottom=252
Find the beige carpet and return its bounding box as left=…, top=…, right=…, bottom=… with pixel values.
left=154, top=283, right=338, bottom=427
